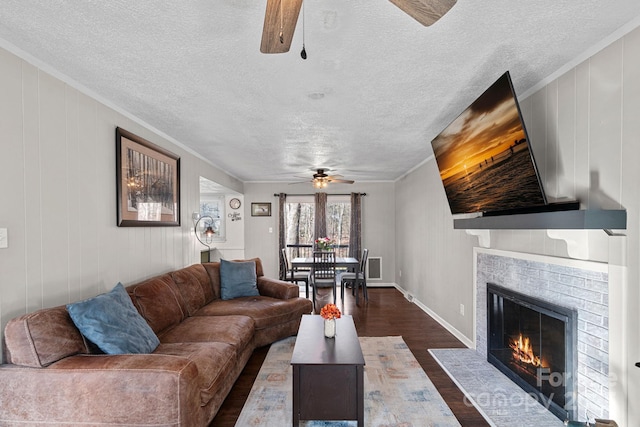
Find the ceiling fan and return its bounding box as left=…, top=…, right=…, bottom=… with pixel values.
left=260, top=0, right=457, bottom=54
left=293, top=169, right=355, bottom=188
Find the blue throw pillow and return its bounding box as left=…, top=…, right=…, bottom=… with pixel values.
left=220, top=259, right=259, bottom=300
left=67, top=283, right=160, bottom=354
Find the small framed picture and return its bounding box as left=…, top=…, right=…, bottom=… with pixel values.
left=251, top=202, right=271, bottom=217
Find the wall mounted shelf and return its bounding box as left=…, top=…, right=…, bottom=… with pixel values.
left=454, top=209, right=626, bottom=230
left=458, top=209, right=626, bottom=259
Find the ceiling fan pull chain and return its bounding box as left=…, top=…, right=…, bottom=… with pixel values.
left=279, top=0, right=284, bottom=43
left=300, top=0, right=307, bottom=59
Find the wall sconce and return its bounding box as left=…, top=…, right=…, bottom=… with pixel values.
left=228, top=212, right=242, bottom=221
left=194, top=215, right=215, bottom=262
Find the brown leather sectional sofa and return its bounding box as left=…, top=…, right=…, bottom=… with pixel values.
left=0, top=259, right=312, bottom=426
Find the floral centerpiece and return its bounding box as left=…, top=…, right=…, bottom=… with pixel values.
left=315, top=237, right=334, bottom=251
left=320, top=303, right=341, bottom=320
left=320, top=303, right=341, bottom=338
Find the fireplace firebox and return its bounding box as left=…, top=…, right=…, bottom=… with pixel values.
left=487, top=283, right=577, bottom=421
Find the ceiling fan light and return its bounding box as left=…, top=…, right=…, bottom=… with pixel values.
left=313, top=177, right=329, bottom=188
left=306, top=168, right=354, bottom=188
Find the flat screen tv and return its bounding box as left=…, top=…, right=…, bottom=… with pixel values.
left=431, top=71, right=547, bottom=216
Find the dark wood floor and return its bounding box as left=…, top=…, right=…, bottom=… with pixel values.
left=211, top=286, right=489, bottom=426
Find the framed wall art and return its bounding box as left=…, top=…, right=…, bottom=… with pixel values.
left=116, top=127, right=180, bottom=226
left=251, top=202, right=271, bottom=217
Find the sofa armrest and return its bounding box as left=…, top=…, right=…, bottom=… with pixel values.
left=257, top=276, right=299, bottom=299
left=0, top=353, right=200, bottom=426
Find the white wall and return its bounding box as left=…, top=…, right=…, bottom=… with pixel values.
left=394, top=159, right=478, bottom=341
left=395, top=25, right=640, bottom=425
left=210, top=194, right=246, bottom=261
left=0, top=46, right=242, bottom=362
left=197, top=193, right=246, bottom=261
left=243, top=181, right=396, bottom=281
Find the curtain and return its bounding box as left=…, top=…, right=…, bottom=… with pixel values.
left=278, top=193, right=287, bottom=280
left=314, top=192, right=327, bottom=244
left=348, top=192, right=362, bottom=259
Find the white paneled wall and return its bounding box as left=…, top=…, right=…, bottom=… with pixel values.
left=396, top=25, right=640, bottom=425
left=0, top=47, right=242, bottom=362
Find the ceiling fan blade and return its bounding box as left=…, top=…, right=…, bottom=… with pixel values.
left=260, top=0, right=303, bottom=54
left=328, top=179, right=355, bottom=184
left=388, top=0, right=457, bottom=26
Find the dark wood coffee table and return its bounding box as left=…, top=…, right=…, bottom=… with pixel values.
left=291, top=314, right=365, bottom=427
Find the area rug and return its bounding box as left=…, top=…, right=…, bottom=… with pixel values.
left=235, top=336, right=461, bottom=426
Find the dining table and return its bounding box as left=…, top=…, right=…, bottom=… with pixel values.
left=291, top=256, right=363, bottom=303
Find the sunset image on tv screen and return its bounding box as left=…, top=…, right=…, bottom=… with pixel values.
left=431, top=72, right=546, bottom=215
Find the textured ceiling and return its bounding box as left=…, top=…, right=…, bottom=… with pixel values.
left=1, top=1, right=640, bottom=183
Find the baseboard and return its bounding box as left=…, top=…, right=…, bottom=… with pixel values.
left=364, top=283, right=396, bottom=288
left=393, top=284, right=475, bottom=349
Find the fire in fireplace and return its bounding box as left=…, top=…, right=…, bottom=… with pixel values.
left=487, top=283, right=577, bottom=421
left=510, top=333, right=541, bottom=367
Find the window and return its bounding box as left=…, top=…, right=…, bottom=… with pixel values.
left=326, top=197, right=351, bottom=256
left=200, top=194, right=225, bottom=242
left=284, top=198, right=314, bottom=258
left=284, top=196, right=351, bottom=258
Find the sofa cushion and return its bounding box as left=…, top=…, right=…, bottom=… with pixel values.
left=159, top=315, right=255, bottom=354
left=3, top=305, right=87, bottom=368
left=220, top=259, right=259, bottom=300
left=129, top=274, right=186, bottom=335
left=171, top=264, right=214, bottom=315
left=67, top=283, right=160, bottom=355
left=195, top=296, right=312, bottom=330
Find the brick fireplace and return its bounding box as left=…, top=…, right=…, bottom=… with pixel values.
left=475, top=249, right=610, bottom=420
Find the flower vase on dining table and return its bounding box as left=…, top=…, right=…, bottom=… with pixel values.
left=315, top=237, right=334, bottom=252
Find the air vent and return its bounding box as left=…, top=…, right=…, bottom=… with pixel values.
left=367, top=257, right=382, bottom=280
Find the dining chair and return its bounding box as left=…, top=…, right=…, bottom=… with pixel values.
left=311, top=250, right=337, bottom=307
left=281, top=248, right=310, bottom=298
left=340, top=248, right=369, bottom=303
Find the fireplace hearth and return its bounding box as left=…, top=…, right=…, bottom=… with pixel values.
left=487, top=283, right=578, bottom=421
